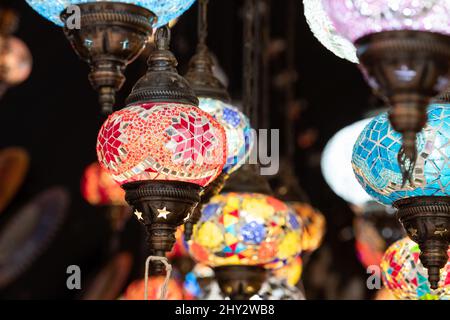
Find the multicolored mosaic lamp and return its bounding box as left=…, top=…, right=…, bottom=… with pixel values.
left=0, top=8, right=32, bottom=97
left=183, top=0, right=253, bottom=241
left=352, top=103, right=450, bottom=288
left=323, top=0, right=450, bottom=183
left=26, top=0, right=196, bottom=113
left=97, top=26, right=226, bottom=272
left=189, top=192, right=303, bottom=299
left=381, top=237, right=450, bottom=300
left=290, top=202, right=325, bottom=253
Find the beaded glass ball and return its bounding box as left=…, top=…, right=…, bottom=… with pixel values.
left=352, top=104, right=450, bottom=205
left=381, top=238, right=450, bottom=300
left=97, top=102, right=226, bottom=187
left=25, top=0, right=195, bottom=27
left=303, top=0, right=358, bottom=63
left=189, top=192, right=303, bottom=269
left=199, top=97, right=253, bottom=175
left=81, top=162, right=126, bottom=206
left=323, top=0, right=450, bottom=43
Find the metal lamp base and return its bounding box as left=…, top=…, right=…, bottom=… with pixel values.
left=123, top=180, right=201, bottom=274
left=394, top=196, right=450, bottom=289
left=356, top=30, right=450, bottom=184
left=61, top=2, right=155, bottom=114
left=214, top=266, right=267, bottom=300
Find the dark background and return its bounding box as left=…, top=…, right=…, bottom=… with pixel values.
left=0, top=0, right=374, bottom=299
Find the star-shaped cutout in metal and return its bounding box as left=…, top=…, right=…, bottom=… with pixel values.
left=134, top=210, right=143, bottom=221
left=408, top=228, right=418, bottom=237
left=157, top=207, right=171, bottom=219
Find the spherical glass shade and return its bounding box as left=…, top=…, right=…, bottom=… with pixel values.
left=289, top=202, right=326, bottom=252
left=80, top=162, right=126, bottom=206
left=303, top=0, right=358, bottom=63
left=381, top=238, right=450, bottom=300
left=122, top=277, right=186, bottom=300
left=97, top=103, right=226, bottom=187
left=189, top=192, right=303, bottom=269
left=323, top=0, right=450, bottom=43
left=273, top=256, right=303, bottom=287
left=0, top=37, right=32, bottom=86
left=25, top=0, right=195, bottom=28
left=352, top=104, right=450, bottom=205
left=198, top=97, right=253, bottom=175
left=321, top=118, right=373, bottom=206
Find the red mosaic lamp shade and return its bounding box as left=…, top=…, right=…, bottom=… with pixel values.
left=97, top=102, right=226, bottom=187
left=81, top=162, right=126, bottom=206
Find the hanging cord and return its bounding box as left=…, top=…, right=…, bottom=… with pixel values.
left=260, top=0, right=271, bottom=130
left=144, top=255, right=172, bottom=300
left=285, top=0, right=297, bottom=160
left=197, top=0, right=209, bottom=52
left=252, top=0, right=261, bottom=129
left=243, top=0, right=255, bottom=126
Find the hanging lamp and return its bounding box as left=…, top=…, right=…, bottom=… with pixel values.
left=25, top=0, right=196, bottom=113
left=352, top=102, right=450, bottom=289
left=183, top=0, right=253, bottom=240
left=97, top=25, right=226, bottom=273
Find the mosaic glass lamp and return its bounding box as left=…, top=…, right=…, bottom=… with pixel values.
left=290, top=202, right=325, bottom=253
left=302, top=0, right=357, bottom=63
left=26, top=0, right=195, bottom=113
left=321, top=118, right=373, bottom=207
left=183, top=0, right=254, bottom=241
left=352, top=103, right=450, bottom=289
left=189, top=192, right=303, bottom=300
left=25, top=0, right=195, bottom=27
left=381, top=237, right=450, bottom=300
left=97, top=26, right=226, bottom=272
left=323, top=0, right=450, bottom=182
left=0, top=8, right=32, bottom=97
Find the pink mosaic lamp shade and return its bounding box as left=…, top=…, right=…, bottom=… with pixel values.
left=323, top=0, right=450, bottom=43
left=97, top=102, right=226, bottom=187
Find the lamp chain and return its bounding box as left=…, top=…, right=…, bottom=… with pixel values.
left=243, top=0, right=256, bottom=128
left=144, top=256, right=173, bottom=300
left=197, top=0, right=209, bottom=52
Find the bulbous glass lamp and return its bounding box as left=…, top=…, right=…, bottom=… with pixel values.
left=352, top=103, right=450, bottom=289
left=302, top=0, right=358, bottom=63
left=25, top=0, right=195, bottom=27
left=81, top=162, right=126, bottom=207
left=97, top=26, right=226, bottom=271
left=123, top=276, right=186, bottom=300
left=381, top=238, right=450, bottom=300
left=323, top=0, right=450, bottom=182
left=189, top=192, right=303, bottom=300
left=26, top=0, right=195, bottom=113
left=321, top=118, right=373, bottom=207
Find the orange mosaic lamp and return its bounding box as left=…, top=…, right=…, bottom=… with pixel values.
left=81, top=162, right=126, bottom=207
left=289, top=202, right=325, bottom=253
left=123, top=277, right=186, bottom=300
left=97, top=26, right=226, bottom=273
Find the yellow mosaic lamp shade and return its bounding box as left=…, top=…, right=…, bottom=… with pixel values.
left=289, top=202, right=326, bottom=252
left=189, top=192, right=303, bottom=269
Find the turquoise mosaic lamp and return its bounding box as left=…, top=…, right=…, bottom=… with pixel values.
left=352, top=103, right=450, bottom=290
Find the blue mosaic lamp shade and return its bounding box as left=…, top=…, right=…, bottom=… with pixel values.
left=25, top=0, right=196, bottom=27
left=352, top=104, right=450, bottom=205
left=199, top=97, right=254, bottom=175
